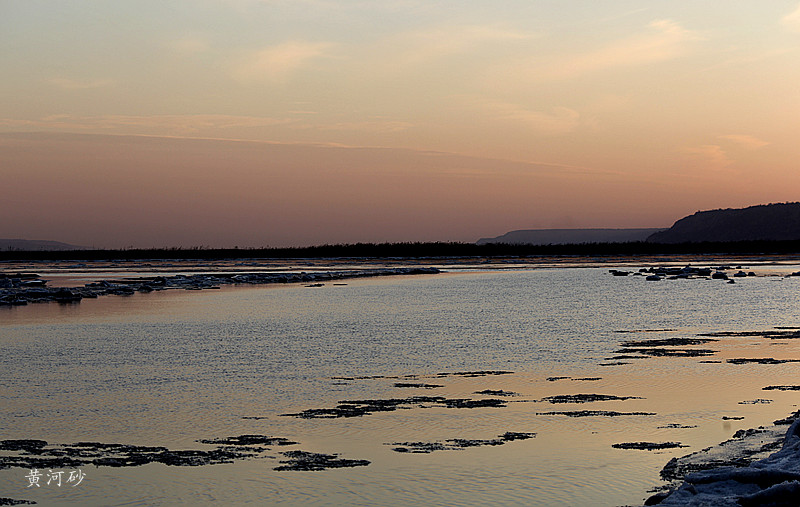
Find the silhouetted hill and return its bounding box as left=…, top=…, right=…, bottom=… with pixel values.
left=0, top=238, right=86, bottom=251
left=647, top=203, right=800, bottom=243
left=477, top=228, right=665, bottom=245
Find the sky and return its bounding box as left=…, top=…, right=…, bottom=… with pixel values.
left=2, top=1, right=800, bottom=248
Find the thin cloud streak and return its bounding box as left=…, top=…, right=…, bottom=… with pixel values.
left=782, top=3, right=800, bottom=31
left=318, top=120, right=414, bottom=132
left=0, top=114, right=296, bottom=134
left=682, top=144, right=732, bottom=172
left=49, top=78, right=115, bottom=90
left=490, top=102, right=582, bottom=134
left=232, top=41, right=335, bottom=83
left=0, top=114, right=416, bottom=139
left=544, top=19, right=702, bottom=81
left=386, top=24, right=536, bottom=66
left=718, top=134, right=770, bottom=150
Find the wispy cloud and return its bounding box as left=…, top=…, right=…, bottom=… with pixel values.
left=682, top=144, right=732, bottom=171
left=232, top=41, right=334, bottom=83
left=0, top=114, right=294, bottom=134
left=466, top=97, right=582, bottom=134
left=0, top=114, right=417, bottom=138
left=681, top=135, right=769, bottom=173
left=479, top=18, right=703, bottom=96
left=782, top=3, right=800, bottom=31
left=318, top=120, right=413, bottom=132
left=496, top=104, right=581, bottom=134
left=388, top=24, right=535, bottom=66
left=718, top=134, right=770, bottom=149
left=541, top=19, right=702, bottom=80
left=50, top=78, right=115, bottom=90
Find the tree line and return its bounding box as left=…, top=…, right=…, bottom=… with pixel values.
left=3, top=240, right=800, bottom=261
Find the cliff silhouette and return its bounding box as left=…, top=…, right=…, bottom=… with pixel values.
left=647, top=203, right=800, bottom=243
left=477, top=228, right=664, bottom=245
left=0, top=238, right=86, bottom=251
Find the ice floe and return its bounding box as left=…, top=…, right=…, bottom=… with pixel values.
left=650, top=413, right=800, bottom=505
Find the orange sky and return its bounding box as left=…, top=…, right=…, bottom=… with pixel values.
left=2, top=2, right=800, bottom=247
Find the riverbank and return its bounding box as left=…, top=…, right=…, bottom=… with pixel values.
left=3, top=239, right=800, bottom=261
left=650, top=414, right=800, bottom=505
left=0, top=266, right=440, bottom=306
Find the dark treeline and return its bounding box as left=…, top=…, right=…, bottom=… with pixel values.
left=3, top=240, right=800, bottom=261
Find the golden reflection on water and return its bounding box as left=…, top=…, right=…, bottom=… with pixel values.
left=2, top=266, right=800, bottom=506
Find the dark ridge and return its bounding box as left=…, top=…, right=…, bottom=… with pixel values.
left=434, top=370, right=513, bottom=377
left=727, top=358, right=800, bottom=365
left=0, top=238, right=86, bottom=251
left=0, top=435, right=295, bottom=470
left=394, top=383, right=443, bottom=389
left=196, top=435, right=297, bottom=446
left=619, top=337, right=718, bottom=348
left=699, top=330, right=800, bottom=340
left=473, top=389, right=517, bottom=396
left=4, top=239, right=800, bottom=261
left=537, top=410, right=655, bottom=417
left=648, top=202, right=800, bottom=244
left=387, top=432, right=536, bottom=453
left=477, top=228, right=665, bottom=245
left=614, top=329, right=679, bottom=334
left=538, top=394, right=643, bottom=404
left=274, top=450, right=370, bottom=471
left=0, top=498, right=36, bottom=505
left=282, top=396, right=509, bottom=419
left=614, top=348, right=717, bottom=357
left=612, top=441, right=687, bottom=451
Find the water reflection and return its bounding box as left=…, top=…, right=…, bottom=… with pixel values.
left=2, top=267, right=800, bottom=505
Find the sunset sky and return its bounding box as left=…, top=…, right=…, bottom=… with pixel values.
left=3, top=1, right=800, bottom=248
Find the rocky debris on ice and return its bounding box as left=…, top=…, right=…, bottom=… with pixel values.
left=648, top=413, right=800, bottom=505
left=0, top=267, right=440, bottom=306
left=537, top=410, right=655, bottom=417
left=613, top=441, right=688, bottom=451
left=387, top=432, right=536, bottom=453
left=616, top=265, right=761, bottom=282
left=283, top=395, right=509, bottom=419
left=538, top=393, right=643, bottom=404
left=0, top=434, right=294, bottom=469
left=273, top=450, right=370, bottom=471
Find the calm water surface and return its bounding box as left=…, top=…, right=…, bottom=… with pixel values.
left=2, top=266, right=800, bottom=505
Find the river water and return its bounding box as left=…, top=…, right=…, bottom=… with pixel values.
left=2, top=264, right=800, bottom=505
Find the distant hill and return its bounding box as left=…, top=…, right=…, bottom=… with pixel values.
left=647, top=203, right=800, bottom=243
left=0, top=239, right=86, bottom=251
left=476, top=228, right=665, bottom=245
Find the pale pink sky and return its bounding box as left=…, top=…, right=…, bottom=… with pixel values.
left=2, top=2, right=800, bottom=247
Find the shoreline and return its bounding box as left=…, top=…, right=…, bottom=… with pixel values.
left=4, top=254, right=800, bottom=307
left=4, top=252, right=800, bottom=269
left=649, top=413, right=800, bottom=505
left=0, top=266, right=441, bottom=306
left=3, top=238, right=800, bottom=262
